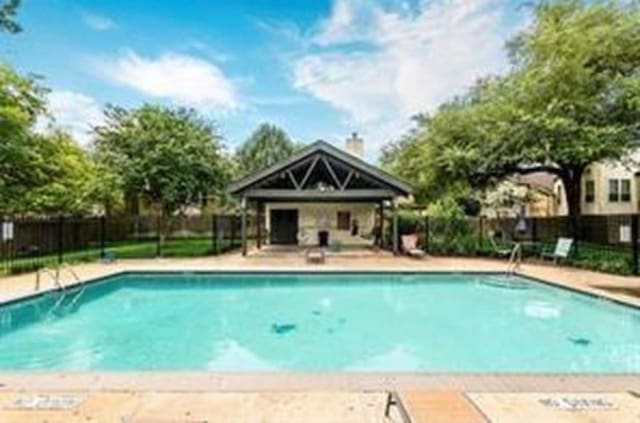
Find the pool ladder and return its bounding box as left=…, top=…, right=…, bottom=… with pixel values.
left=35, top=264, right=86, bottom=315
left=505, top=243, right=522, bottom=276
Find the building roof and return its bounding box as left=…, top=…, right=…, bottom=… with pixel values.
left=510, top=172, right=557, bottom=193
left=229, top=140, right=412, bottom=201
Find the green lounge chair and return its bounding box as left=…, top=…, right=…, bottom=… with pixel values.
left=541, top=237, right=573, bottom=264
left=489, top=236, right=512, bottom=258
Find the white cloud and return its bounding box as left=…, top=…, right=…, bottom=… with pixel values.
left=291, top=0, right=526, bottom=152
left=80, top=11, right=117, bottom=31
left=38, top=90, right=104, bottom=145
left=312, top=0, right=376, bottom=46
left=94, top=50, right=239, bottom=110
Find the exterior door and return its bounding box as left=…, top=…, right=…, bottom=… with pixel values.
left=269, top=209, right=299, bottom=245
left=337, top=211, right=351, bottom=230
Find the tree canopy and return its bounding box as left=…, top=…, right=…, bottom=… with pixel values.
left=236, top=123, right=300, bottom=176
left=0, top=0, right=21, bottom=34
left=382, top=0, right=640, bottom=222
left=94, top=105, right=233, bottom=234
left=0, top=65, right=109, bottom=216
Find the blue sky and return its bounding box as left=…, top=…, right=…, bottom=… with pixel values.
left=0, top=0, right=528, bottom=161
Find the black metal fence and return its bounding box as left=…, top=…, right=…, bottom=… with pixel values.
left=0, top=214, right=244, bottom=276
left=3, top=212, right=638, bottom=276
left=391, top=212, right=640, bottom=276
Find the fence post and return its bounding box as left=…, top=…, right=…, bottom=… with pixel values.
left=211, top=214, right=218, bottom=255
left=574, top=214, right=580, bottom=257
left=100, top=215, right=106, bottom=260
left=632, top=214, right=639, bottom=275
left=57, top=216, right=64, bottom=266
left=230, top=215, right=237, bottom=250
left=0, top=217, right=4, bottom=274
left=531, top=217, right=538, bottom=244
left=156, top=215, right=162, bottom=257
left=423, top=215, right=429, bottom=253
left=478, top=216, right=484, bottom=252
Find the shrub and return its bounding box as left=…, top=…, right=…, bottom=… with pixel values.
left=567, top=244, right=632, bottom=275
left=427, top=198, right=480, bottom=255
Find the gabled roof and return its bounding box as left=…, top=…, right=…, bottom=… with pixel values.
left=229, top=140, right=412, bottom=197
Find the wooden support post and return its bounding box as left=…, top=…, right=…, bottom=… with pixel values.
left=241, top=197, right=248, bottom=257
left=257, top=201, right=263, bottom=249
left=378, top=201, right=385, bottom=248
left=392, top=201, right=399, bottom=255
left=632, top=214, right=639, bottom=275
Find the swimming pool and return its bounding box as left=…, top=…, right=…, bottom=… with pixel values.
left=0, top=272, right=638, bottom=372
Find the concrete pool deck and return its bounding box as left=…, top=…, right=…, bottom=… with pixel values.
left=2, top=250, right=639, bottom=307
left=0, top=251, right=639, bottom=421
left=0, top=390, right=638, bottom=422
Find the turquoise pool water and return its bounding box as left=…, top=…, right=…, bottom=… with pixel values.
left=0, top=272, right=638, bottom=372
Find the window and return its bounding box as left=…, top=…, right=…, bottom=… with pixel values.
left=608, top=179, right=631, bottom=202
left=556, top=185, right=563, bottom=206
left=621, top=179, right=631, bottom=202
left=337, top=211, right=351, bottom=230
left=609, top=179, right=620, bottom=202
left=585, top=180, right=595, bottom=203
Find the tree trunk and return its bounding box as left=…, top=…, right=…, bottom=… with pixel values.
left=157, top=207, right=177, bottom=255
left=559, top=166, right=585, bottom=239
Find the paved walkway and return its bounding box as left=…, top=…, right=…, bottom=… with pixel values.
left=0, top=390, right=638, bottom=422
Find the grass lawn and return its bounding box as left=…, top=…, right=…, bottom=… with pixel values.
left=1, top=237, right=240, bottom=276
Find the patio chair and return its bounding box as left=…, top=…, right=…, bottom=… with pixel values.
left=384, top=390, right=486, bottom=423
left=401, top=234, right=426, bottom=259
left=488, top=236, right=512, bottom=258
left=540, top=237, right=573, bottom=264
left=305, top=248, right=325, bottom=264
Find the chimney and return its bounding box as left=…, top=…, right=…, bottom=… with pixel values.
left=345, top=132, right=364, bottom=157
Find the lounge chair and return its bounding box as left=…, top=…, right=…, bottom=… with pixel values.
left=541, top=237, right=573, bottom=264
left=488, top=236, right=512, bottom=258
left=305, top=248, right=325, bottom=264
left=401, top=234, right=426, bottom=258
left=385, top=390, right=487, bottom=423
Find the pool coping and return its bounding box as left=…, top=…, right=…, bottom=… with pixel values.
left=3, top=268, right=639, bottom=311
left=0, top=267, right=638, bottom=392
left=0, top=372, right=638, bottom=392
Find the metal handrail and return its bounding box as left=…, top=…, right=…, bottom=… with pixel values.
left=35, top=267, right=64, bottom=292
left=57, top=263, right=86, bottom=311
left=57, top=263, right=81, bottom=286
left=36, top=263, right=87, bottom=315
left=505, top=243, right=522, bottom=276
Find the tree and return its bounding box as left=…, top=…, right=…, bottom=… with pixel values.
left=382, top=0, right=640, bottom=233
left=380, top=108, right=479, bottom=204
left=94, top=104, right=232, bottom=246
left=0, top=65, right=104, bottom=216
left=482, top=0, right=640, bottom=225
left=0, top=0, right=21, bottom=34
left=236, top=123, right=299, bottom=176
left=27, top=131, right=103, bottom=215
left=0, top=64, right=49, bottom=215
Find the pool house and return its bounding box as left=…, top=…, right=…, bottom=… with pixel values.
left=228, top=139, right=412, bottom=255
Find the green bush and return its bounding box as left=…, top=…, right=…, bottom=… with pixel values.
left=427, top=198, right=480, bottom=255
left=567, top=244, right=632, bottom=275
left=397, top=210, right=425, bottom=235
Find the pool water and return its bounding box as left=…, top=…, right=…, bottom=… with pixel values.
left=0, top=272, right=638, bottom=372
